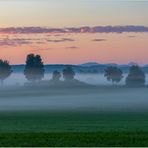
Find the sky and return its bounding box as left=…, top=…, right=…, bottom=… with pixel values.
left=0, top=0, right=148, bottom=65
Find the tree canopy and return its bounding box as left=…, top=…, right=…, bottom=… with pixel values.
left=104, top=66, right=123, bottom=85
left=52, top=70, right=61, bottom=81
left=0, top=60, right=12, bottom=85
left=126, top=65, right=145, bottom=86
left=63, top=66, right=75, bottom=81
left=24, top=54, right=44, bottom=82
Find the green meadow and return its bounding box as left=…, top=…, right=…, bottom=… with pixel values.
left=0, top=111, right=148, bottom=146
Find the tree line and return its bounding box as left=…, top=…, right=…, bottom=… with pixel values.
left=0, top=54, right=146, bottom=86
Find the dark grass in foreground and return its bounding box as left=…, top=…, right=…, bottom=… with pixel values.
left=1, top=132, right=148, bottom=147
left=0, top=111, right=148, bottom=146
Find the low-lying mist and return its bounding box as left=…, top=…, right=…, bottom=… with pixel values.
left=5, top=73, right=148, bottom=86
left=0, top=73, right=148, bottom=112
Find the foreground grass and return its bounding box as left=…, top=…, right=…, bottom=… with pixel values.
left=1, top=132, right=148, bottom=147
left=0, top=111, right=148, bottom=146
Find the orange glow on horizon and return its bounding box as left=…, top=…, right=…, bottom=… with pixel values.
left=0, top=32, right=147, bottom=65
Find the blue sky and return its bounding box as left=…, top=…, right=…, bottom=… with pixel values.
left=0, top=0, right=147, bottom=27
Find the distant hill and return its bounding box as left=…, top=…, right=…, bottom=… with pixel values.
left=128, top=62, right=138, bottom=66
left=11, top=63, right=148, bottom=74
left=80, top=62, right=99, bottom=67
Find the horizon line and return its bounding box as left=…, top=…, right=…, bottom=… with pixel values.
left=10, top=62, right=147, bottom=66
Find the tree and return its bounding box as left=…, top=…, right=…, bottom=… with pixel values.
left=63, top=66, right=75, bottom=81
left=126, top=65, right=145, bottom=86
left=24, top=54, right=44, bottom=82
left=0, top=60, right=12, bottom=86
left=52, top=70, right=61, bottom=81
left=104, top=66, right=123, bottom=85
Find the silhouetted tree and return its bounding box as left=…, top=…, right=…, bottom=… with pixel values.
left=52, top=70, right=61, bottom=81
left=104, top=66, right=123, bottom=85
left=126, top=65, right=145, bottom=86
left=63, top=66, right=75, bottom=81
left=24, top=54, right=44, bottom=82
left=0, top=60, right=12, bottom=86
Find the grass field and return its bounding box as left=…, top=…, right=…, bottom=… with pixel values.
left=0, top=111, right=148, bottom=146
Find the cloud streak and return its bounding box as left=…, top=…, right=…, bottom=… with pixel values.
left=92, top=39, right=107, bottom=42
left=0, top=36, right=75, bottom=46
left=0, top=26, right=148, bottom=34
left=0, top=38, right=32, bottom=46
left=46, top=38, right=75, bottom=43
left=66, top=46, right=79, bottom=49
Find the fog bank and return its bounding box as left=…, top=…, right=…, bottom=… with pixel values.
left=0, top=86, right=148, bottom=112
left=4, top=73, right=148, bottom=86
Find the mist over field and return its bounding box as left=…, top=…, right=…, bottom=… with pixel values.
left=4, top=72, right=148, bottom=86
left=6, top=73, right=118, bottom=86
left=0, top=72, right=147, bottom=112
